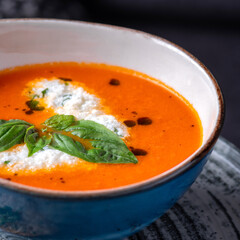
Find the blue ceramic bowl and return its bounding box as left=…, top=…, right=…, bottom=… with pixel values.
left=0, top=19, right=224, bottom=240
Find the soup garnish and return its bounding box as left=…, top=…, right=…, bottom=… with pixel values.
left=0, top=114, right=137, bottom=163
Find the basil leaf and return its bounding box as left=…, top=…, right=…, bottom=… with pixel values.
left=88, top=140, right=137, bottom=163
left=26, top=99, right=44, bottom=111
left=41, top=88, right=48, bottom=98
left=44, top=114, right=75, bottom=130
left=49, top=133, right=88, bottom=160
left=1, top=119, right=32, bottom=127
left=24, top=126, right=52, bottom=157
left=66, top=120, right=124, bottom=144
left=0, top=119, right=32, bottom=152
left=65, top=120, right=138, bottom=164
left=0, top=120, right=6, bottom=125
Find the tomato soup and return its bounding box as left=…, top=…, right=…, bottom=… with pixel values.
left=0, top=62, right=202, bottom=191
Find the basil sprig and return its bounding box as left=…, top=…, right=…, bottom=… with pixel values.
left=0, top=115, right=138, bottom=164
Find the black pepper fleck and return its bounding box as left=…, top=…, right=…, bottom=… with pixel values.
left=61, top=180, right=65, bottom=184
left=132, top=111, right=138, bottom=115
left=59, top=77, right=72, bottom=82
left=25, top=110, right=34, bottom=115
left=137, top=117, right=152, bottom=125
left=123, top=120, right=136, bottom=127
left=191, top=124, right=195, bottom=127
left=14, top=173, right=18, bottom=176
left=15, top=108, right=19, bottom=110
left=131, top=148, right=148, bottom=156
left=5, top=178, right=11, bottom=181
left=109, top=78, right=120, bottom=86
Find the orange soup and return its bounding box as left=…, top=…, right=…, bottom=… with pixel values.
left=0, top=62, right=202, bottom=191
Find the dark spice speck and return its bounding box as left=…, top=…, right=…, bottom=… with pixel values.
left=15, top=108, right=19, bottom=110
left=132, top=111, right=138, bottom=115
left=5, top=178, right=11, bottom=181
left=109, top=78, right=120, bottom=86
left=123, top=120, right=136, bottom=127
left=137, top=117, right=152, bottom=125
left=131, top=148, right=148, bottom=156
left=61, top=180, right=65, bottom=184
left=25, top=110, right=34, bottom=115
left=59, top=77, right=72, bottom=82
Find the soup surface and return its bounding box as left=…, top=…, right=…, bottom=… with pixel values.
left=0, top=62, right=202, bottom=191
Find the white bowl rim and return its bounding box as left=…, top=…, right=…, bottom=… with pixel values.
left=0, top=18, right=224, bottom=199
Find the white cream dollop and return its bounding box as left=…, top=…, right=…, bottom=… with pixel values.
left=0, top=78, right=128, bottom=172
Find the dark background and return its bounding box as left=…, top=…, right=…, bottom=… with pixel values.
left=0, top=0, right=239, bottom=148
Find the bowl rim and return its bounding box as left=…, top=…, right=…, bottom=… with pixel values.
left=0, top=18, right=224, bottom=199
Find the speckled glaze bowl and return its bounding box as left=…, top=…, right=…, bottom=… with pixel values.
left=0, top=19, right=224, bottom=240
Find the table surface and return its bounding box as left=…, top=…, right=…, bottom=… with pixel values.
left=126, top=137, right=240, bottom=240
left=0, top=137, right=239, bottom=240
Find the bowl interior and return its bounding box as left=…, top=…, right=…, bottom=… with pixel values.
left=0, top=20, right=220, bottom=145
left=0, top=20, right=223, bottom=191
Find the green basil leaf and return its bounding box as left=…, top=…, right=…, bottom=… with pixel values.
left=44, top=114, right=75, bottom=130
left=0, top=119, right=32, bottom=152
left=87, top=140, right=137, bottom=163
left=66, top=120, right=124, bottom=144
left=65, top=120, right=138, bottom=164
left=49, top=133, right=89, bottom=160
left=26, top=99, right=44, bottom=111
left=24, top=126, right=52, bottom=157
left=1, top=119, right=32, bottom=127
left=0, top=120, right=6, bottom=125
left=41, top=88, right=49, bottom=98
